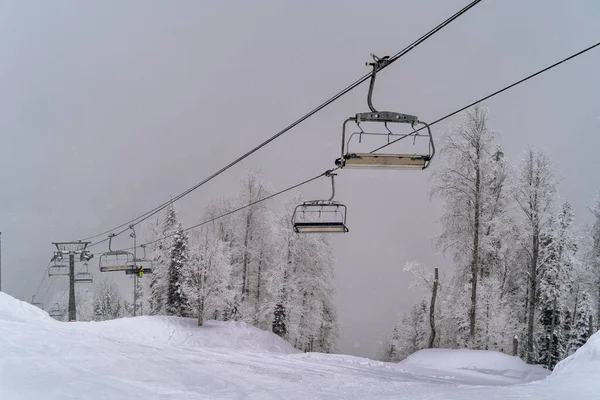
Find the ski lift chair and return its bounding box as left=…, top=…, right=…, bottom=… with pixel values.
left=98, top=234, right=135, bottom=272
left=49, top=303, right=64, bottom=318
left=31, top=296, right=44, bottom=310
left=125, top=245, right=153, bottom=277
left=292, top=172, right=348, bottom=233
left=75, top=263, right=93, bottom=283
left=48, top=262, right=70, bottom=277
left=335, top=54, right=435, bottom=170
left=32, top=302, right=44, bottom=310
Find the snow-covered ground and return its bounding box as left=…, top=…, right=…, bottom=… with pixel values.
left=1, top=292, right=598, bottom=400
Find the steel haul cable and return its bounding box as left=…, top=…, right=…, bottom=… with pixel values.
left=92, top=169, right=336, bottom=253
left=79, top=0, right=483, bottom=245
left=369, top=41, right=600, bottom=154
left=102, top=40, right=600, bottom=253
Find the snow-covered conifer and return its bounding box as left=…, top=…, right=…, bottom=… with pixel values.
left=568, top=290, right=593, bottom=355
left=165, top=222, right=190, bottom=317
left=513, top=147, right=557, bottom=362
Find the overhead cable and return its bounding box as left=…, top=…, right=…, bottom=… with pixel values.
left=79, top=0, right=483, bottom=244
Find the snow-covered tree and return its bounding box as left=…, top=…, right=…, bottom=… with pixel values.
left=567, top=290, right=593, bottom=355
left=148, top=204, right=180, bottom=316
left=589, top=193, right=600, bottom=328
left=228, top=170, right=275, bottom=325
left=272, top=303, right=287, bottom=338
left=382, top=301, right=428, bottom=361
left=93, top=278, right=123, bottom=321
left=403, top=261, right=441, bottom=348
left=185, top=226, right=234, bottom=326
left=75, top=285, right=95, bottom=321
left=513, top=147, right=557, bottom=363
left=379, top=323, right=401, bottom=362
left=431, top=105, right=505, bottom=347
left=269, top=199, right=339, bottom=353
left=536, top=201, right=578, bottom=368
left=134, top=172, right=340, bottom=353
left=165, top=222, right=190, bottom=317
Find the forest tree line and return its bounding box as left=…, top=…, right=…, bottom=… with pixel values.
left=52, top=172, right=339, bottom=354
left=380, top=105, right=600, bottom=369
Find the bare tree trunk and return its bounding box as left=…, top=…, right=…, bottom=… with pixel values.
left=428, top=268, right=439, bottom=348
left=254, top=254, right=262, bottom=326
left=470, top=146, right=482, bottom=346
left=198, top=295, right=205, bottom=326
left=485, top=299, right=490, bottom=350
left=526, top=224, right=539, bottom=363
left=197, top=269, right=205, bottom=326
left=547, top=296, right=557, bottom=369
left=242, top=212, right=252, bottom=298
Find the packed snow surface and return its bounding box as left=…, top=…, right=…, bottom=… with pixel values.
left=0, top=292, right=598, bottom=399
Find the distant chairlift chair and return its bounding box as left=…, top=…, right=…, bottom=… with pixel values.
left=125, top=244, right=153, bottom=277
left=292, top=171, right=348, bottom=233
left=48, top=261, right=70, bottom=277
left=31, top=296, right=44, bottom=310
left=49, top=303, right=64, bottom=318
left=98, top=234, right=135, bottom=272
left=74, top=262, right=94, bottom=283
left=335, top=54, right=435, bottom=170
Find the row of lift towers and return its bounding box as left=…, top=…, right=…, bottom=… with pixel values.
left=33, top=226, right=152, bottom=321
left=33, top=54, right=436, bottom=320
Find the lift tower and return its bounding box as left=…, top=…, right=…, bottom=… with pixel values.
left=51, top=241, right=93, bottom=321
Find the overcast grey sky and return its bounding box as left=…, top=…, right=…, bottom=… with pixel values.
left=1, top=0, right=599, bottom=358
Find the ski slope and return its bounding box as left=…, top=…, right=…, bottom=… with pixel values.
left=1, top=293, right=598, bottom=400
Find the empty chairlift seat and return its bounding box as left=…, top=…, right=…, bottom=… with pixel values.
left=48, top=263, right=70, bottom=277
left=292, top=201, right=348, bottom=233
left=75, top=263, right=93, bottom=283
left=292, top=171, right=349, bottom=233
left=334, top=54, right=435, bottom=170
left=99, top=250, right=135, bottom=272
left=341, top=152, right=429, bottom=169
left=49, top=303, right=64, bottom=318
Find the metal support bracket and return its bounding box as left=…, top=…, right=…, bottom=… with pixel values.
left=355, top=111, right=418, bottom=124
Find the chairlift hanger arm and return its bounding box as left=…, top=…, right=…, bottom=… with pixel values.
left=360, top=53, right=420, bottom=124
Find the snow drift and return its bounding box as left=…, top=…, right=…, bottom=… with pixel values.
left=551, top=329, right=600, bottom=377
left=401, top=348, right=548, bottom=381
left=1, top=292, right=598, bottom=399
left=0, top=292, right=52, bottom=321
